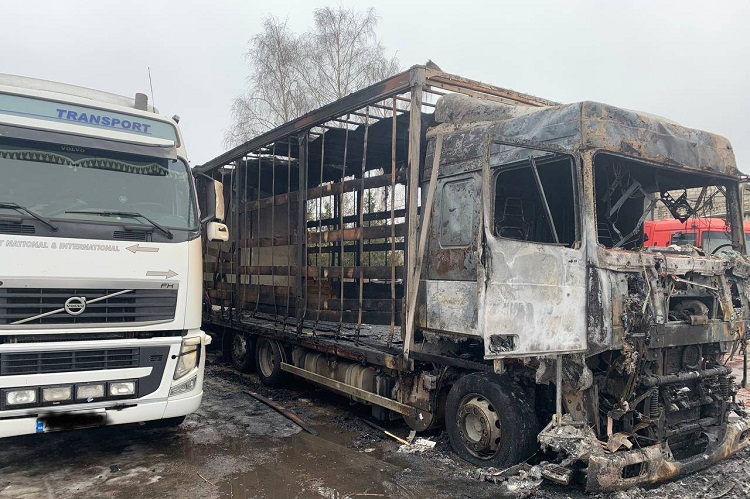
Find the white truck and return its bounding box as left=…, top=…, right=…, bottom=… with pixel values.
left=0, top=74, right=227, bottom=436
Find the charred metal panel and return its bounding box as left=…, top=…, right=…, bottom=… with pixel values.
left=587, top=266, right=615, bottom=355
left=431, top=94, right=740, bottom=180
left=420, top=134, right=482, bottom=336
left=430, top=126, right=487, bottom=170
left=481, top=238, right=587, bottom=358
left=423, top=174, right=481, bottom=281
left=425, top=280, right=478, bottom=335
left=429, top=103, right=582, bottom=169
left=581, top=102, right=738, bottom=176
left=650, top=322, right=736, bottom=348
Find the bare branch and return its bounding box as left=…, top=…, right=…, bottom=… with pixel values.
left=224, top=7, right=400, bottom=148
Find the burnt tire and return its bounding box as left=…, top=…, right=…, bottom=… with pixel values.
left=445, top=372, right=538, bottom=468
left=230, top=332, right=254, bottom=373
left=254, top=338, right=287, bottom=387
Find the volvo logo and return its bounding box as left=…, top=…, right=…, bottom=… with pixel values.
left=64, top=296, right=87, bottom=316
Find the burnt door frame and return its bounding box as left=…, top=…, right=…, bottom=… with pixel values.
left=478, top=138, right=588, bottom=359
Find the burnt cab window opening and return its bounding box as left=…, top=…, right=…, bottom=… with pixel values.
left=493, top=153, right=578, bottom=247
left=593, top=153, right=736, bottom=250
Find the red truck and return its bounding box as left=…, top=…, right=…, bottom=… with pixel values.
left=644, top=218, right=750, bottom=254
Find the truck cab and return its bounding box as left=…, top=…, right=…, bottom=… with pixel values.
left=644, top=217, right=750, bottom=254
left=0, top=74, right=221, bottom=436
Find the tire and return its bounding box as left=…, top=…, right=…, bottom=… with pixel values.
left=145, top=415, right=186, bottom=428
left=230, top=332, right=254, bottom=373
left=254, top=338, right=287, bottom=387
left=445, top=372, right=538, bottom=468
left=221, top=328, right=233, bottom=359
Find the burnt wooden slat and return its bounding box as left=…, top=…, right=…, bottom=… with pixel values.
left=240, top=235, right=297, bottom=248
left=306, top=242, right=405, bottom=255
left=313, top=310, right=401, bottom=325
left=307, top=223, right=405, bottom=244
left=307, top=208, right=406, bottom=228
left=306, top=266, right=404, bottom=280
left=308, top=298, right=402, bottom=313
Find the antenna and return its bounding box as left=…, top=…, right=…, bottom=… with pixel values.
left=147, top=67, right=156, bottom=110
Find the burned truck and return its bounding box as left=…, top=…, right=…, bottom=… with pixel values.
left=197, top=65, right=750, bottom=490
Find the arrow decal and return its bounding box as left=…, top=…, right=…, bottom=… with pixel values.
left=146, top=270, right=178, bottom=279
left=126, top=244, right=159, bottom=253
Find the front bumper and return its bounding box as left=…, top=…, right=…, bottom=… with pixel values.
left=586, top=416, right=750, bottom=491
left=0, top=391, right=202, bottom=438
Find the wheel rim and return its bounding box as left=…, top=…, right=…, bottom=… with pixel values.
left=258, top=341, right=275, bottom=377
left=456, top=394, right=502, bottom=459
left=232, top=333, right=247, bottom=364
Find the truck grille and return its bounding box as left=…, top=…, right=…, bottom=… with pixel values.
left=0, top=288, right=178, bottom=326
left=0, top=348, right=140, bottom=375
left=0, top=223, right=35, bottom=235
left=113, top=230, right=148, bottom=241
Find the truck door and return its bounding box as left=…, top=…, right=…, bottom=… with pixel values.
left=479, top=144, right=587, bottom=358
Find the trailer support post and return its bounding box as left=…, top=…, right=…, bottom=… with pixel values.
left=402, top=68, right=425, bottom=364
left=296, top=133, right=309, bottom=329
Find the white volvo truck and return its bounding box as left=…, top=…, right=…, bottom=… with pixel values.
left=0, top=74, right=227, bottom=436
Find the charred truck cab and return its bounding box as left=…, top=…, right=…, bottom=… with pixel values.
left=200, top=66, right=750, bottom=491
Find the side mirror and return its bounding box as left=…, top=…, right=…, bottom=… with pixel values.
left=195, top=175, right=226, bottom=223
left=207, top=221, right=229, bottom=242
left=211, top=179, right=225, bottom=222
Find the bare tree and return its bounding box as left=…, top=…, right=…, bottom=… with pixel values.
left=224, top=7, right=399, bottom=147
left=301, top=7, right=399, bottom=105
left=225, top=17, right=310, bottom=146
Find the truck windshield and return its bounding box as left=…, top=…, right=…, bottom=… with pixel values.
left=703, top=230, right=750, bottom=254
left=0, top=138, right=197, bottom=230
left=593, top=153, right=739, bottom=250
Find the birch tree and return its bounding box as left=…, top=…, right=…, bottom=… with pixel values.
left=225, top=7, right=399, bottom=147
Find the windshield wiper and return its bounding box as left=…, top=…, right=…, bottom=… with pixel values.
left=65, top=209, right=173, bottom=239
left=0, top=202, right=58, bottom=232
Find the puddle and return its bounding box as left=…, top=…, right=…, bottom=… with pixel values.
left=219, top=425, right=399, bottom=499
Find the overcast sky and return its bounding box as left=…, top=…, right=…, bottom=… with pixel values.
left=3, top=0, right=750, bottom=172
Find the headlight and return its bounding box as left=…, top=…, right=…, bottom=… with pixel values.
left=42, top=386, right=73, bottom=403
left=109, top=381, right=136, bottom=397
left=169, top=376, right=197, bottom=397
left=174, top=336, right=201, bottom=380
left=76, top=383, right=105, bottom=400
left=6, top=389, right=37, bottom=406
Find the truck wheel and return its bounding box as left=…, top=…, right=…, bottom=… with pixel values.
left=230, top=332, right=254, bottom=373
left=445, top=372, right=538, bottom=468
left=255, top=338, right=287, bottom=387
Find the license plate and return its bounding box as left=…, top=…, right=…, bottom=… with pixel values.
left=36, top=412, right=107, bottom=433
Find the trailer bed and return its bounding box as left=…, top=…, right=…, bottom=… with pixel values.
left=208, top=309, right=407, bottom=369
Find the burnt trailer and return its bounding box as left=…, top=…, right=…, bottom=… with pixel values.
left=196, top=65, right=750, bottom=490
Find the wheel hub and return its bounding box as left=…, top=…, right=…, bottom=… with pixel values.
left=258, top=341, right=275, bottom=377
left=456, top=395, right=501, bottom=458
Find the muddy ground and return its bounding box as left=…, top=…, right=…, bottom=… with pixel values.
left=1, top=346, right=749, bottom=499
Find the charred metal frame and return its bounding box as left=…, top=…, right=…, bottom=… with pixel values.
left=199, top=65, right=553, bottom=368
